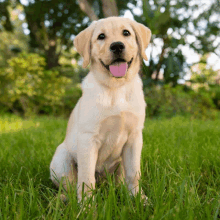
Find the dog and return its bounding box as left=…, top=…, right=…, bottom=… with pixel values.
left=50, top=16, right=151, bottom=202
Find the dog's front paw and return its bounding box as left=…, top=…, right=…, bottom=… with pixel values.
left=77, top=189, right=94, bottom=204
left=141, top=194, right=149, bottom=206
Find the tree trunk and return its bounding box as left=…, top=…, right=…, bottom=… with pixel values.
left=46, top=39, right=60, bottom=69
left=78, top=0, right=98, bottom=21
left=101, top=0, right=118, bottom=17
left=77, top=0, right=119, bottom=20
left=155, top=39, right=167, bottom=82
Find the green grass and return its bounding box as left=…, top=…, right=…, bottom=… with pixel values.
left=0, top=114, right=220, bottom=219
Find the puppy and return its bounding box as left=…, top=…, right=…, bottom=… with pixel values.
left=50, top=16, right=151, bottom=201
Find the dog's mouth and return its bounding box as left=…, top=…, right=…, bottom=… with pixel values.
left=100, top=57, right=133, bottom=78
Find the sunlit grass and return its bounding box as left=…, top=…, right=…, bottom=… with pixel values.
left=0, top=114, right=39, bottom=133
left=0, top=114, right=219, bottom=219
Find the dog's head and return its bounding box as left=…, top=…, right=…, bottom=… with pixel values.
left=74, top=17, right=151, bottom=87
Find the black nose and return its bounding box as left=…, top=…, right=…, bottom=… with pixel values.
left=110, top=42, right=125, bottom=54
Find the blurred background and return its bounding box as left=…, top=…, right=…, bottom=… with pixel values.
left=0, top=0, right=219, bottom=119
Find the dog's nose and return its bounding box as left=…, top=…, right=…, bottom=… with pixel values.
left=110, top=42, right=125, bottom=54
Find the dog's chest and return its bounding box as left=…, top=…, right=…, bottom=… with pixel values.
left=79, top=74, right=146, bottom=172
left=95, top=111, right=139, bottom=172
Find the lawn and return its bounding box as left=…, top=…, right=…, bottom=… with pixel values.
left=0, top=114, right=219, bottom=219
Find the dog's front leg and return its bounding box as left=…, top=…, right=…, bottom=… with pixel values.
left=77, top=133, right=98, bottom=202
left=122, top=130, right=143, bottom=196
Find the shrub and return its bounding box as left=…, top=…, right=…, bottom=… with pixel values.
left=0, top=53, right=72, bottom=117
left=39, top=84, right=82, bottom=117
left=144, top=85, right=218, bottom=120
left=209, top=85, right=220, bottom=110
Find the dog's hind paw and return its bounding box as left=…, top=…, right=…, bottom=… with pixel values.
left=60, top=193, right=68, bottom=203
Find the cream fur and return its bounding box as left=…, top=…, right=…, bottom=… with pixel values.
left=50, top=17, right=151, bottom=201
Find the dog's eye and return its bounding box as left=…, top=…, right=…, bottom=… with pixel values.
left=98, top=33, right=105, bottom=40
left=123, top=30, right=130, bottom=36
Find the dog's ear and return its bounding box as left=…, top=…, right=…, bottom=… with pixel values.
left=129, top=20, right=151, bottom=61
left=74, top=21, right=97, bottom=68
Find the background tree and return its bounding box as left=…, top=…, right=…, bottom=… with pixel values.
left=132, top=0, right=220, bottom=86
left=0, top=0, right=14, bottom=32
left=21, top=0, right=87, bottom=69
left=0, top=4, right=29, bottom=67
left=11, top=0, right=136, bottom=69
left=1, top=0, right=219, bottom=85
left=0, top=0, right=219, bottom=118
left=190, top=55, right=218, bottom=86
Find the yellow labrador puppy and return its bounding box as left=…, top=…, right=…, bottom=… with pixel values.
left=50, top=17, right=151, bottom=201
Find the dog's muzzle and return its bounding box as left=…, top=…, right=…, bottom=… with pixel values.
left=100, top=57, right=133, bottom=78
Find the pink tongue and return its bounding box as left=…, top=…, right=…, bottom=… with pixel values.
left=109, top=62, right=127, bottom=77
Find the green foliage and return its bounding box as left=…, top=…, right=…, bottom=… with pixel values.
left=133, top=0, right=220, bottom=86
left=163, top=50, right=185, bottom=86
left=0, top=5, right=29, bottom=67
left=0, top=52, right=72, bottom=117
left=144, top=85, right=218, bottom=120
left=209, top=85, right=220, bottom=110
left=17, top=0, right=137, bottom=69
left=40, top=84, right=82, bottom=117
left=62, top=85, right=82, bottom=111
left=54, top=47, right=88, bottom=84
left=0, top=0, right=13, bottom=32
left=191, top=58, right=218, bottom=85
